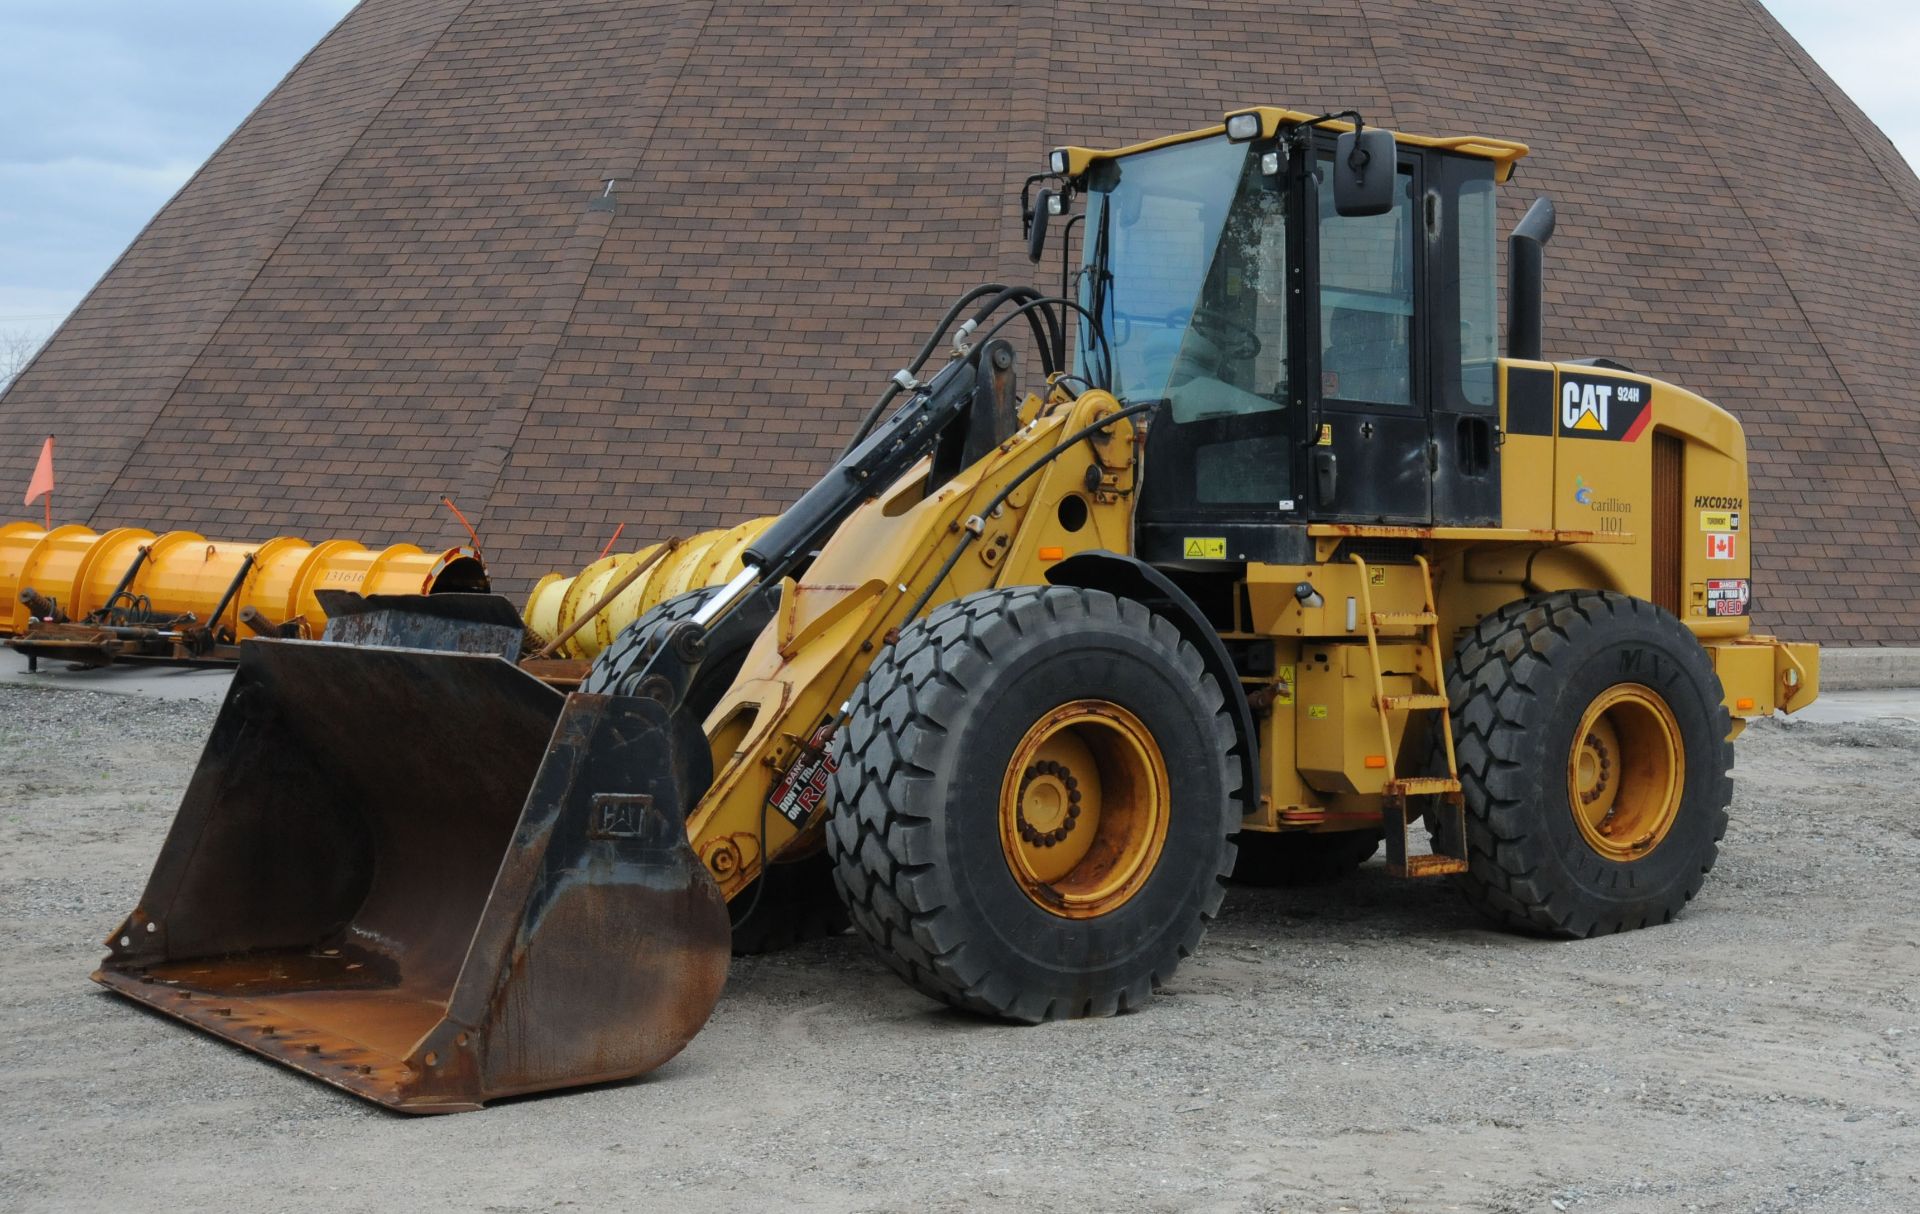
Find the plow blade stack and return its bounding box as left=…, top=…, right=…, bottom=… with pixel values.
left=93, top=639, right=730, bottom=1113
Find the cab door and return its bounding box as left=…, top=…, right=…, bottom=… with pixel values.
left=1425, top=154, right=1504, bottom=527
left=1306, top=147, right=1430, bottom=524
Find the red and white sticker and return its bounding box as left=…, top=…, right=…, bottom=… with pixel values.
left=767, top=723, right=838, bottom=827
left=1706, top=579, right=1750, bottom=617
left=1705, top=532, right=1737, bottom=561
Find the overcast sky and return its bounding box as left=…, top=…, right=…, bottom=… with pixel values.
left=1, top=0, right=1916, bottom=354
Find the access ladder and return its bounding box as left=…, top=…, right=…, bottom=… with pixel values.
left=1350, top=552, right=1470, bottom=878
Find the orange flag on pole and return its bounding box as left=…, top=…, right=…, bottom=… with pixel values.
left=25, top=435, right=54, bottom=529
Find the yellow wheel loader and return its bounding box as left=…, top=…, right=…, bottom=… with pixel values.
left=96, top=105, right=1819, bottom=1112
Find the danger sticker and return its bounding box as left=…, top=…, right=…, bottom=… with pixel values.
left=1699, top=510, right=1741, bottom=532
left=1706, top=579, right=1750, bottom=617
left=767, top=723, right=838, bottom=828
left=1183, top=537, right=1228, bottom=561
left=1705, top=532, right=1737, bottom=561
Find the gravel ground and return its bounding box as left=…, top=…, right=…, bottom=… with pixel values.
left=2, top=683, right=1916, bottom=1213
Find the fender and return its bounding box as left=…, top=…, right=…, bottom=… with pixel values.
left=1046, top=550, right=1259, bottom=817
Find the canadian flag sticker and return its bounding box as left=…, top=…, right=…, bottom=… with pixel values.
left=1705, top=532, right=1737, bottom=561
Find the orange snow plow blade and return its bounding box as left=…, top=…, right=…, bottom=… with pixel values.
left=93, top=640, right=730, bottom=1113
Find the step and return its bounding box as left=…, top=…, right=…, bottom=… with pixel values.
left=1370, top=611, right=1437, bottom=627
left=1376, top=693, right=1449, bottom=711
left=1385, top=776, right=1460, bottom=797
left=1397, top=854, right=1470, bottom=878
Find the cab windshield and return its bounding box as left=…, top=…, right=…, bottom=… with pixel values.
left=1081, top=134, right=1293, bottom=507
left=1081, top=135, right=1288, bottom=422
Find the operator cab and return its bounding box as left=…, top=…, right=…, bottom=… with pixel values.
left=1054, top=109, right=1526, bottom=566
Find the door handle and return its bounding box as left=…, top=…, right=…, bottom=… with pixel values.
left=1313, top=450, right=1338, bottom=506
left=1457, top=416, right=1493, bottom=476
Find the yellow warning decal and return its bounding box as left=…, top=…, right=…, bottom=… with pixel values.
left=1183, top=537, right=1227, bottom=560
left=1275, top=665, right=1295, bottom=707
left=1307, top=705, right=1329, bottom=720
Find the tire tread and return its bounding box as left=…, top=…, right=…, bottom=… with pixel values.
left=1446, top=590, right=1733, bottom=938
left=827, top=586, right=1238, bottom=1021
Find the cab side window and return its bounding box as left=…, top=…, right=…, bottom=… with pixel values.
left=1318, top=164, right=1416, bottom=407
left=1454, top=175, right=1499, bottom=408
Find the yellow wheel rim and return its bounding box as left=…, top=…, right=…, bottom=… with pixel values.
left=998, top=699, right=1170, bottom=918
left=1566, top=684, right=1685, bottom=861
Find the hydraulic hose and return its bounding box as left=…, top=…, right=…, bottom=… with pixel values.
left=958, top=285, right=1061, bottom=380
left=841, top=283, right=1014, bottom=455
left=898, top=398, right=1158, bottom=626
left=842, top=283, right=1076, bottom=457
left=970, top=295, right=1112, bottom=393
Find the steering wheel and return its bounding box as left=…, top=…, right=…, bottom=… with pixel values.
left=1191, top=304, right=1262, bottom=360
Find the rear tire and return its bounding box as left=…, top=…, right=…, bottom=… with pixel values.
left=1230, top=829, right=1381, bottom=886
left=827, top=586, right=1239, bottom=1022
left=586, top=587, right=849, bottom=954
left=1447, top=590, right=1732, bottom=937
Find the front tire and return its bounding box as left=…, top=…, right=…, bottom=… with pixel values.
left=827, top=586, right=1239, bottom=1021
left=1448, top=591, right=1733, bottom=937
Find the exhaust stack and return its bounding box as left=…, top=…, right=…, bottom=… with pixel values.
left=1507, top=196, right=1557, bottom=362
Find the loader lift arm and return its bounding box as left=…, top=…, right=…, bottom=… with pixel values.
left=588, top=283, right=1148, bottom=910
left=592, top=280, right=1098, bottom=719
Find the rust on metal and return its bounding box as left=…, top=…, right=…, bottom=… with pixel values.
left=94, top=641, right=730, bottom=1113
left=996, top=698, right=1171, bottom=920
left=1305, top=522, right=1632, bottom=545
left=517, top=656, right=593, bottom=687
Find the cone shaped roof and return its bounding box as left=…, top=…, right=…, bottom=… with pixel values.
left=4, top=0, right=1917, bottom=641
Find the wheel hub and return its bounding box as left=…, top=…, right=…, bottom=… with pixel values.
left=1565, top=684, right=1684, bottom=861
left=1016, top=759, right=1083, bottom=847
left=998, top=700, right=1170, bottom=919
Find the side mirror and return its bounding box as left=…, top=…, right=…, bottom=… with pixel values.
left=1027, top=189, right=1053, bottom=263
left=1332, top=128, right=1396, bottom=218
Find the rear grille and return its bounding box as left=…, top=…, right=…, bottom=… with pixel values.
left=1331, top=538, right=1422, bottom=565
left=1652, top=432, right=1683, bottom=615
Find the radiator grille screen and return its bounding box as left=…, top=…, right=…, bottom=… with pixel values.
left=1652, top=432, right=1683, bottom=615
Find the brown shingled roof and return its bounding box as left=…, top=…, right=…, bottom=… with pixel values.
left=4, top=0, right=1918, bottom=643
